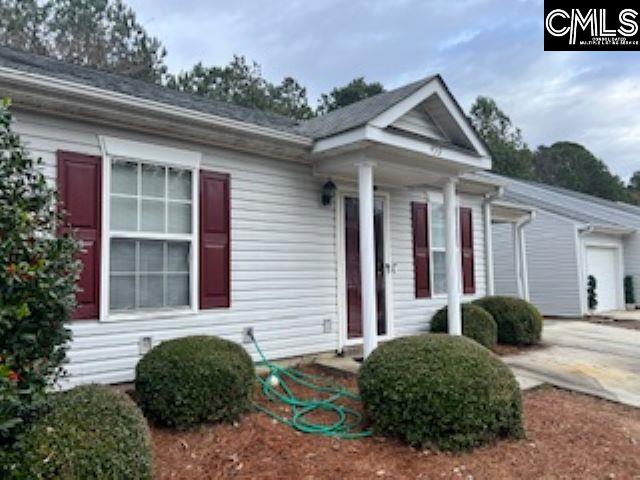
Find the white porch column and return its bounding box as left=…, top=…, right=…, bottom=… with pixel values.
left=444, top=178, right=462, bottom=336
left=357, top=162, right=378, bottom=358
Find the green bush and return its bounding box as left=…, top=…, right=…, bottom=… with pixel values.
left=358, top=334, right=523, bottom=451
left=430, top=303, right=497, bottom=348
left=474, top=296, right=543, bottom=345
left=15, top=385, right=152, bottom=479
left=135, top=335, right=255, bottom=428
left=0, top=99, right=81, bottom=448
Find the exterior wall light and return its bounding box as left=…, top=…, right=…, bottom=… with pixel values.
left=321, top=180, right=337, bottom=206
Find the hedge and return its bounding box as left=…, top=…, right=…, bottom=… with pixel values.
left=430, top=303, right=498, bottom=348
left=358, top=334, right=524, bottom=451
left=474, top=296, right=543, bottom=345
left=15, top=384, right=152, bottom=479
left=135, top=335, right=255, bottom=428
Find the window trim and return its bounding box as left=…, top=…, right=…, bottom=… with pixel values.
left=99, top=137, right=201, bottom=322
left=428, top=201, right=473, bottom=298
left=429, top=202, right=448, bottom=298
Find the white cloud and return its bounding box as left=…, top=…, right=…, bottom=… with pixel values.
left=127, top=0, right=640, bottom=178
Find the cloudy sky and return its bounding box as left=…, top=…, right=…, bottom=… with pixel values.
left=127, top=0, right=640, bottom=180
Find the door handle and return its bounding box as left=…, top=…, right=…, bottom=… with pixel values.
left=385, top=263, right=398, bottom=274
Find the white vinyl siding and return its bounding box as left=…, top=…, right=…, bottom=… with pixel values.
left=13, top=110, right=338, bottom=387
left=493, top=209, right=583, bottom=317
left=492, top=223, right=519, bottom=298
left=13, top=109, right=489, bottom=387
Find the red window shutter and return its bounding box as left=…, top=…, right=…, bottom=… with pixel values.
left=460, top=207, right=475, bottom=294
left=200, top=170, right=230, bottom=309
left=412, top=202, right=431, bottom=298
left=57, top=151, right=102, bottom=319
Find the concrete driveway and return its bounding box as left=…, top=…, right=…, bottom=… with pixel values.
left=504, top=320, right=640, bottom=407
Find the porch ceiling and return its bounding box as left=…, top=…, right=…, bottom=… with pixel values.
left=492, top=200, right=535, bottom=223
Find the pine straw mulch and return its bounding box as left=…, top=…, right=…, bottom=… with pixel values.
left=491, top=343, right=548, bottom=357
left=588, top=317, right=640, bottom=331
left=151, top=367, right=640, bottom=480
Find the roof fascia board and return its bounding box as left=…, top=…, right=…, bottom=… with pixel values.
left=579, top=225, right=635, bottom=236
left=312, top=124, right=491, bottom=171
left=366, top=126, right=491, bottom=170
left=0, top=66, right=312, bottom=147
left=312, top=127, right=368, bottom=154
left=369, top=77, right=491, bottom=158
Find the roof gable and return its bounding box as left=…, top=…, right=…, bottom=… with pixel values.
left=300, top=75, right=490, bottom=161
left=390, top=104, right=448, bottom=142
left=296, top=76, right=435, bottom=139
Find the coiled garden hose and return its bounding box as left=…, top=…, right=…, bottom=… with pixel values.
left=250, top=332, right=372, bottom=439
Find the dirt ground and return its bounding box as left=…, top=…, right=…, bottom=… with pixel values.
left=151, top=368, right=640, bottom=480
left=491, top=343, right=548, bottom=357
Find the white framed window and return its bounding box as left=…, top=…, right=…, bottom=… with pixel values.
left=100, top=137, right=200, bottom=320
left=430, top=203, right=447, bottom=295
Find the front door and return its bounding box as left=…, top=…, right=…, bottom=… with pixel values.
left=345, top=196, right=387, bottom=339
left=586, top=246, right=619, bottom=312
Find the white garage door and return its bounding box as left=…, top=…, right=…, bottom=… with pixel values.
left=586, top=246, right=620, bottom=313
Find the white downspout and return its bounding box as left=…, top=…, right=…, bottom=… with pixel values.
left=483, top=187, right=503, bottom=296
left=514, top=213, right=535, bottom=300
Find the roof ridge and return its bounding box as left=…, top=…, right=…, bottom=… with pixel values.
left=296, top=75, right=437, bottom=138
left=299, top=75, right=435, bottom=125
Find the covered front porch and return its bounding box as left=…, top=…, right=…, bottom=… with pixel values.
left=306, top=76, right=496, bottom=357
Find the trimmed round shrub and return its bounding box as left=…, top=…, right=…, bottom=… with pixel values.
left=358, top=334, right=523, bottom=451
left=474, top=296, right=543, bottom=345
left=135, top=335, right=255, bottom=428
left=16, top=385, right=152, bottom=479
left=430, top=303, right=498, bottom=348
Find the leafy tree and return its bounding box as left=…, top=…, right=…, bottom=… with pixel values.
left=0, top=98, right=81, bottom=450
left=167, top=56, right=314, bottom=120
left=317, top=77, right=384, bottom=114
left=469, top=96, right=535, bottom=180
left=0, top=0, right=50, bottom=56
left=533, top=142, right=635, bottom=204
left=0, top=0, right=167, bottom=83
left=628, top=171, right=640, bottom=204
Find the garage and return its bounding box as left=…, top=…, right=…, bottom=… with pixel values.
left=586, top=246, right=621, bottom=313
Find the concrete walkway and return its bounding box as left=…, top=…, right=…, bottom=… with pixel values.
left=316, top=320, right=640, bottom=408
left=504, top=320, right=640, bottom=407
left=597, top=309, right=640, bottom=321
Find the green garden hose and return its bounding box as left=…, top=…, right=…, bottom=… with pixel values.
left=250, top=333, right=372, bottom=439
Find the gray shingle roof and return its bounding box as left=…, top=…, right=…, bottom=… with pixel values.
left=501, top=190, right=628, bottom=230
left=0, top=45, right=439, bottom=142
left=522, top=179, right=640, bottom=216
left=484, top=172, right=638, bottom=231
left=0, top=45, right=301, bottom=135
left=296, top=76, right=436, bottom=139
